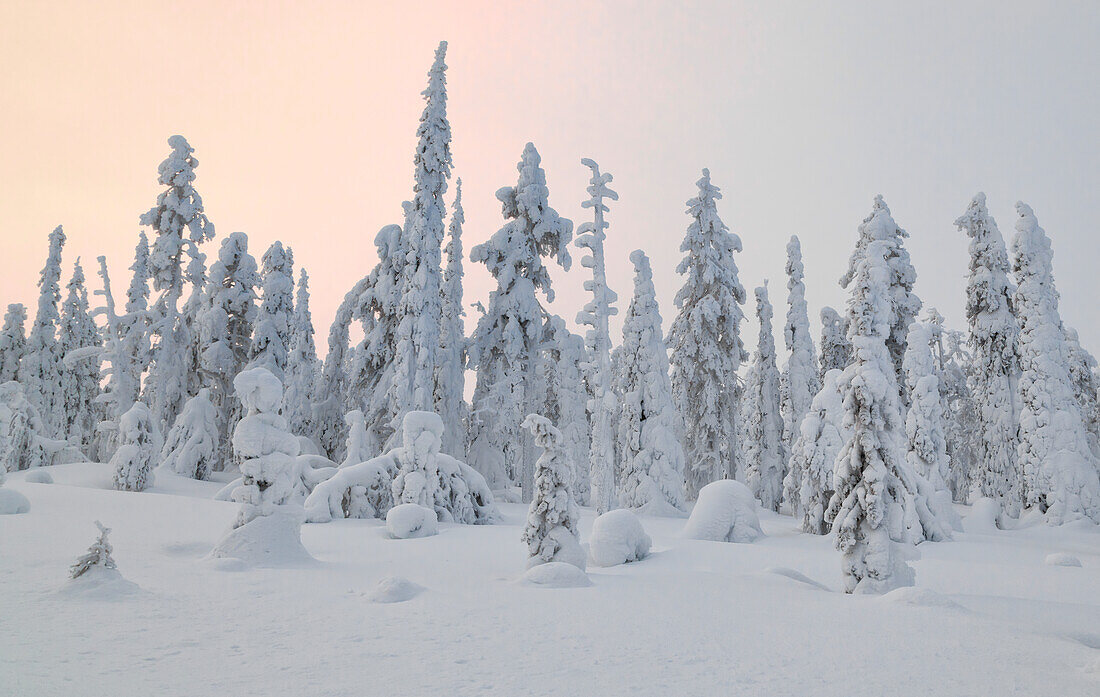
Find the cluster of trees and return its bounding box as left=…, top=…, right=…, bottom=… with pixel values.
left=2, top=42, right=1099, bottom=589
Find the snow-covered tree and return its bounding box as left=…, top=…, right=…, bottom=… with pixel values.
left=468, top=143, right=573, bottom=499
left=839, top=196, right=921, bottom=397
left=160, top=388, right=219, bottom=480
left=392, top=41, right=453, bottom=430
left=783, top=369, right=846, bottom=534
left=903, top=322, right=951, bottom=492
left=781, top=236, right=820, bottom=455
left=59, top=259, right=102, bottom=449
left=141, top=136, right=214, bottom=430
left=284, top=268, right=320, bottom=437
left=249, top=242, right=294, bottom=380
left=200, top=231, right=259, bottom=468
left=826, top=240, right=918, bottom=594
left=937, top=327, right=979, bottom=502
left=818, top=306, right=850, bottom=377
left=0, top=381, right=49, bottom=472
left=435, top=179, right=467, bottom=458
left=0, top=304, right=26, bottom=383
left=69, top=521, right=116, bottom=579
left=231, top=367, right=300, bottom=527
left=1011, top=203, right=1100, bottom=523
left=112, top=401, right=160, bottom=492
left=521, top=413, right=583, bottom=569
left=955, top=193, right=1021, bottom=513
left=542, top=316, right=591, bottom=505
left=314, top=277, right=368, bottom=461
left=390, top=411, right=445, bottom=509
left=1064, top=326, right=1100, bottom=456
left=616, top=250, right=686, bottom=514
left=575, top=158, right=619, bottom=514
left=742, top=284, right=786, bottom=512
left=668, top=169, right=747, bottom=499
left=20, top=225, right=66, bottom=437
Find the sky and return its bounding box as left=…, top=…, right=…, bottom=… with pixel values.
left=1, top=1, right=1098, bottom=359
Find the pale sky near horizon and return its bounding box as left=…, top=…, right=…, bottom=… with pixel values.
left=1, top=1, right=1098, bottom=358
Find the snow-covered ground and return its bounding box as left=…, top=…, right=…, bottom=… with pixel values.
left=3, top=462, right=1099, bottom=697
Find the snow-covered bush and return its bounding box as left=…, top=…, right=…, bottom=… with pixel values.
left=0, top=462, right=30, bottom=514
left=588, top=509, right=651, bottom=567
left=521, top=561, right=592, bottom=588
left=24, top=469, right=52, bottom=484
left=341, top=409, right=374, bottom=467
left=111, top=402, right=160, bottom=492
left=782, top=369, right=847, bottom=534
left=0, top=380, right=49, bottom=472
left=160, top=388, right=219, bottom=480
left=391, top=411, right=444, bottom=508
left=231, top=368, right=300, bottom=527
left=69, top=521, right=116, bottom=579
left=386, top=503, right=439, bottom=539
left=0, top=303, right=26, bottom=383
left=682, top=479, right=764, bottom=543
left=521, top=414, right=585, bottom=571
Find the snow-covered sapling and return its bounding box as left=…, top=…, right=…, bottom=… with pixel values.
left=69, top=521, right=117, bottom=579
left=521, top=414, right=585, bottom=570
left=782, top=369, right=846, bottom=534
left=160, top=388, right=220, bottom=480
left=111, top=402, right=160, bottom=492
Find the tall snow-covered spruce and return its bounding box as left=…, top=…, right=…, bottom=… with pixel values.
left=60, top=259, right=102, bottom=450
left=392, top=40, right=453, bottom=433
left=956, top=193, right=1021, bottom=514
left=20, top=225, right=66, bottom=437
left=284, top=268, right=320, bottom=438
left=742, top=284, right=786, bottom=512
left=435, top=179, right=466, bottom=458
left=616, top=250, right=686, bottom=515
left=903, top=322, right=951, bottom=492
left=575, top=158, right=619, bottom=514
left=780, top=236, right=820, bottom=455
left=542, top=317, right=591, bottom=505
left=141, top=136, right=214, bottom=430
left=783, top=369, right=846, bottom=534
left=249, top=242, right=294, bottom=380
left=1011, top=202, right=1100, bottom=524
left=468, top=143, right=572, bottom=499
left=668, top=169, right=746, bottom=499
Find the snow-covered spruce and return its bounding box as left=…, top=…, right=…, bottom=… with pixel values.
left=541, top=316, right=591, bottom=505
left=588, top=509, right=651, bottom=567
left=782, top=369, right=847, bottom=534
left=160, top=388, right=219, bottom=480
left=284, top=268, right=321, bottom=439
left=669, top=169, right=747, bottom=498
left=818, top=306, right=851, bottom=378
left=436, top=179, right=467, bottom=459
left=112, top=402, right=160, bottom=492
left=60, top=258, right=102, bottom=450
left=249, top=241, right=294, bottom=380
left=616, top=250, right=686, bottom=515
left=521, top=414, right=585, bottom=570
left=313, top=279, right=363, bottom=461
left=468, top=143, right=572, bottom=499
left=0, top=303, right=27, bottom=384
left=826, top=240, right=921, bottom=595
left=391, top=41, right=453, bottom=438
left=903, top=322, right=951, bottom=492
left=956, top=193, right=1022, bottom=514
left=575, top=158, right=619, bottom=514
left=69, top=521, right=117, bottom=579
left=304, top=410, right=496, bottom=525
left=742, top=284, right=786, bottom=512
left=929, top=317, right=980, bottom=502
left=200, top=231, right=260, bottom=467
left=780, top=236, right=820, bottom=456
left=839, top=196, right=921, bottom=400
left=141, top=136, right=214, bottom=431
left=1063, top=326, right=1100, bottom=457
left=20, top=225, right=66, bottom=438
left=682, top=479, right=763, bottom=543
left=230, top=368, right=300, bottom=527
left=0, top=381, right=49, bottom=472
left=1011, top=203, right=1100, bottom=524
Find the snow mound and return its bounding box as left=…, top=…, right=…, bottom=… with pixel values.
left=58, top=567, right=141, bottom=600
left=386, top=503, right=438, bottom=539
left=0, top=488, right=30, bottom=514
left=682, top=480, right=764, bottom=543
left=521, top=561, right=592, bottom=588
left=878, top=587, right=965, bottom=611
left=588, top=510, right=652, bottom=567
left=24, top=469, right=53, bottom=484
left=209, top=507, right=314, bottom=566
left=964, top=497, right=1001, bottom=533
left=369, top=576, right=425, bottom=603
left=233, top=367, right=284, bottom=413
left=764, top=567, right=830, bottom=591
left=1044, top=553, right=1082, bottom=567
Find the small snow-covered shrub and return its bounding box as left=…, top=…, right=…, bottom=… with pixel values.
left=24, top=469, right=53, bottom=484
left=521, top=561, right=593, bottom=588
left=231, top=368, right=300, bottom=527
left=70, top=521, right=117, bottom=579
left=111, top=402, right=159, bottom=492
left=588, top=509, right=651, bottom=567
left=683, top=480, right=764, bottom=543
left=160, top=388, right=219, bottom=480
left=0, top=380, right=49, bottom=472
left=521, top=414, right=585, bottom=571
left=386, top=503, right=438, bottom=539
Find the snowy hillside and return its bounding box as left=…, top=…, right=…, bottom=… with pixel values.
left=2, top=463, right=1098, bottom=697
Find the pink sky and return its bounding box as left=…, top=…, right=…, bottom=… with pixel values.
left=2, top=1, right=1098, bottom=353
